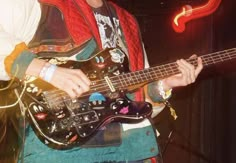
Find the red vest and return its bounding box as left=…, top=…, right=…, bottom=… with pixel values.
left=39, top=0, right=144, bottom=100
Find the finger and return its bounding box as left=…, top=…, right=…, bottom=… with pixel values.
left=179, top=59, right=195, bottom=83
left=69, top=80, right=84, bottom=98
left=64, top=80, right=80, bottom=99
left=194, top=57, right=203, bottom=77
left=71, top=76, right=90, bottom=93
left=189, top=54, right=197, bottom=59
left=68, top=75, right=89, bottom=94
left=178, top=66, right=189, bottom=85
left=76, top=79, right=90, bottom=93
left=177, top=60, right=189, bottom=85
left=177, top=60, right=192, bottom=84
left=74, top=69, right=91, bottom=86
left=69, top=69, right=90, bottom=92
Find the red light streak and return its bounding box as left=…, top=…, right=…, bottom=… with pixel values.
left=172, top=0, right=222, bottom=33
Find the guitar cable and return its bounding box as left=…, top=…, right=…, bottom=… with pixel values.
left=0, top=64, right=19, bottom=91
left=14, top=87, right=27, bottom=163
left=0, top=77, right=16, bottom=91
left=0, top=65, right=27, bottom=109
left=0, top=82, right=26, bottom=109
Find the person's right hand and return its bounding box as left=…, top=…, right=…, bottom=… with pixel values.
left=49, top=67, right=91, bottom=99
left=25, top=59, right=91, bottom=99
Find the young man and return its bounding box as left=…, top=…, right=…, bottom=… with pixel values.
left=0, top=0, right=203, bottom=162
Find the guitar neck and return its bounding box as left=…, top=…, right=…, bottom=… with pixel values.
left=57, top=47, right=236, bottom=99
left=106, top=47, right=236, bottom=91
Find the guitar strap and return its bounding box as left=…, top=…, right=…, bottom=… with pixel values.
left=79, top=1, right=124, bottom=148
left=102, top=0, right=129, bottom=56
left=102, top=0, right=145, bottom=102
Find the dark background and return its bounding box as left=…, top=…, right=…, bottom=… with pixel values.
left=0, top=1, right=235, bottom=163
left=114, top=0, right=236, bottom=163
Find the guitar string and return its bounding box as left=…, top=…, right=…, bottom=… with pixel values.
left=44, top=50, right=236, bottom=105
left=44, top=50, right=236, bottom=103
left=45, top=58, right=236, bottom=106
left=46, top=49, right=236, bottom=98
left=46, top=49, right=236, bottom=95
left=45, top=56, right=236, bottom=106
left=43, top=50, right=236, bottom=105
left=45, top=48, right=236, bottom=97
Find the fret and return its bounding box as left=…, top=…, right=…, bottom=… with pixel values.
left=128, top=73, right=134, bottom=85
left=157, top=65, right=165, bottom=78
left=160, top=65, right=167, bottom=77
left=122, top=73, right=128, bottom=88
left=165, top=64, right=173, bottom=76
left=218, top=51, right=226, bottom=62
left=148, top=69, right=155, bottom=80
left=129, top=72, right=137, bottom=85
left=166, top=62, right=176, bottom=76
left=144, top=69, right=150, bottom=80
left=125, top=73, right=131, bottom=86
left=149, top=67, right=157, bottom=80
left=133, top=71, right=140, bottom=84
left=224, top=50, right=231, bottom=60
left=210, top=53, right=216, bottom=64
left=143, top=69, right=151, bottom=81
left=117, top=75, right=124, bottom=89
left=213, top=54, right=221, bottom=63
left=121, top=73, right=128, bottom=88
left=219, top=51, right=225, bottom=62
left=225, top=49, right=232, bottom=60
left=201, top=56, right=211, bottom=66
left=201, top=57, right=208, bottom=66
left=168, top=63, right=175, bottom=76
left=157, top=66, right=165, bottom=78
left=201, top=48, right=236, bottom=65
left=133, top=72, right=139, bottom=84
left=140, top=69, right=146, bottom=81
left=150, top=68, right=158, bottom=80
left=163, top=65, right=169, bottom=77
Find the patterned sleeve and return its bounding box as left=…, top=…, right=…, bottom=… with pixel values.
left=0, top=0, right=41, bottom=80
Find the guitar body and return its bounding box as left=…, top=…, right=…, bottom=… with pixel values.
left=21, top=48, right=152, bottom=149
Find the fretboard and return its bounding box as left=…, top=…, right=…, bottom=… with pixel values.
left=59, top=47, right=236, bottom=100
left=106, top=47, right=236, bottom=91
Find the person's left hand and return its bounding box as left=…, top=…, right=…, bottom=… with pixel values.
left=162, top=56, right=203, bottom=90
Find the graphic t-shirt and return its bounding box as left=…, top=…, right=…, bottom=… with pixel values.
left=93, top=5, right=123, bottom=49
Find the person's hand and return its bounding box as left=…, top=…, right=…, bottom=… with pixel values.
left=25, top=59, right=91, bottom=99
left=50, top=67, right=91, bottom=99
left=162, top=56, right=203, bottom=90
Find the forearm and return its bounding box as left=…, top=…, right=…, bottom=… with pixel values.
left=26, top=58, right=47, bottom=77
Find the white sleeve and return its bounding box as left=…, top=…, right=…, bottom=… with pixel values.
left=142, top=43, right=150, bottom=69
left=0, top=0, right=41, bottom=80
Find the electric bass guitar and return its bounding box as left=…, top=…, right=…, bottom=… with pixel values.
left=18, top=47, right=236, bottom=149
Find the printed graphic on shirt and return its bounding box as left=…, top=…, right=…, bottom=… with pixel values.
left=94, top=12, right=122, bottom=49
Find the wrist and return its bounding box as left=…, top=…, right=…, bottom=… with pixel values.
left=161, top=78, right=173, bottom=91
left=26, top=59, right=46, bottom=77
left=39, top=63, right=57, bottom=82
left=157, top=80, right=172, bottom=100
